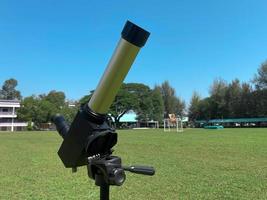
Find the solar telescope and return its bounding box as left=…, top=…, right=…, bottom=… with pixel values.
left=53, top=21, right=155, bottom=200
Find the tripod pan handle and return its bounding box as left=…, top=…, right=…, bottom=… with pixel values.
left=124, top=166, right=155, bottom=176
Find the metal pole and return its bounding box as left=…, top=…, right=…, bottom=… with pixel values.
left=176, top=118, right=178, bottom=133
left=88, top=21, right=150, bottom=114
left=100, top=183, right=109, bottom=200
left=11, top=106, right=15, bottom=132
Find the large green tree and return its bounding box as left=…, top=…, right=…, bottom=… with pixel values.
left=225, top=79, right=242, bottom=118
left=253, top=61, right=267, bottom=90
left=0, top=78, right=22, bottom=100
left=122, top=83, right=164, bottom=122
left=240, top=83, right=253, bottom=117
left=159, top=81, right=185, bottom=117
left=160, top=81, right=176, bottom=114
left=174, top=97, right=186, bottom=117
left=60, top=105, right=78, bottom=124
left=188, top=91, right=201, bottom=121
left=127, top=83, right=153, bottom=121
left=17, top=96, right=56, bottom=128
left=109, top=83, right=139, bottom=127
left=251, top=89, right=267, bottom=117
left=80, top=83, right=164, bottom=126
left=17, top=91, right=77, bottom=129
left=17, top=96, right=39, bottom=123
left=209, top=78, right=228, bottom=118
left=199, top=97, right=212, bottom=120
left=44, top=90, right=66, bottom=109
left=150, top=86, right=164, bottom=122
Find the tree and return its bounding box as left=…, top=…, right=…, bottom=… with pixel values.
left=127, top=83, right=153, bottom=121
left=44, top=90, right=66, bottom=109
left=79, top=84, right=139, bottom=127
left=187, top=60, right=267, bottom=121
left=225, top=79, right=242, bottom=118
left=175, top=97, right=186, bottom=117
left=150, top=86, right=164, bottom=122
left=209, top=78, right=228, bottom=118
left=253, top=61, right=267, bottom=90
left=17, top=91, right=76, bottom=129
left=251, top=89, right=267, bottom=117
left=43, top=90, right=78, bottom=124
left=159, top=81, right=185, bottom=117
left=188, top=91, right=202, bottom=121
left=0, top=78, right=22, bottom=100
left=197, top=97, right=212, bottom=120
left=36, top=99, right=57, bottom=124
left=17, top=95, right=57, bottom=128
left=79, top=95, right=91, bottom=106
left=60, top=105, right=78, bottom=124
left=160, top=81, right=176, bottom=114
left=80, top=83, right=163, bottom=127
left=17, top=96, right=39, bottom=123
left=109, top=83, right=139, bottom=127
left=240, top=83, right=253, bottom=117
left=78, top=90, right=94, bottom=106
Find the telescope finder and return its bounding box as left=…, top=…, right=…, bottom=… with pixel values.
left=88, top=20, right=150, bottom=114
left=52, top=114, right=69, bottom=139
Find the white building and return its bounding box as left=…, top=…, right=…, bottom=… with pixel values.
left=0, top=100, right=27, bottom=131
left=119, top=111, right=159, bottom=129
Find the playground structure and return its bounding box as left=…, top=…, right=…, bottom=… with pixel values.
left=137, top=120, right=159, bottom=129
left=164, top=114, right=183, bottom=132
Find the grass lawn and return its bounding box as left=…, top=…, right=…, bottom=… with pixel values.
left=0, top=128, right=267, bottom=200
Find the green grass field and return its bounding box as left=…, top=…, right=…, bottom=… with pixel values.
left=0, top=128, right=267, bottom=200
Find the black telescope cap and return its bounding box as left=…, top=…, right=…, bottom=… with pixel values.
left=121, top=20, right=150, bottom=48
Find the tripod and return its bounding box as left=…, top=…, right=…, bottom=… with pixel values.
left=87, top=154, right=155, bottom=200
left=53, top=111, right=155, bottom=200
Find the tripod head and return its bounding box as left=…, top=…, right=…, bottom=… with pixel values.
left=52, top=20, right=155, bottom=200
left=53, top=104, right=117, bottom=168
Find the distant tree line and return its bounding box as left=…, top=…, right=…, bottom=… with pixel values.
left=3, top=60, right=266, bottom=129
left=0, top=78, right=185, bottom=129
left=188, top=61, right=267, bottom=121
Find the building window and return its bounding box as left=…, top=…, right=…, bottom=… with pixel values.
left=2, top=108, right=9, bottom=112
left=0, top=118, right=11, bottom=122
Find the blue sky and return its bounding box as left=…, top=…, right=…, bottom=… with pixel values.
left=1, top=0, right=267, bottom=103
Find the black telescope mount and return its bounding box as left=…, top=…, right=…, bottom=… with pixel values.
left=52, top=104, right=155, bottom=200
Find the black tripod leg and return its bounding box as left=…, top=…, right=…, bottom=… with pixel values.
left=100, top=183, right=109, bottom=200
left=95, top=174, right=110, bottom=200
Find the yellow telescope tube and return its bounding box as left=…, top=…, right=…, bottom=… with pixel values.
left=88, top=21, right=150, bottom=114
